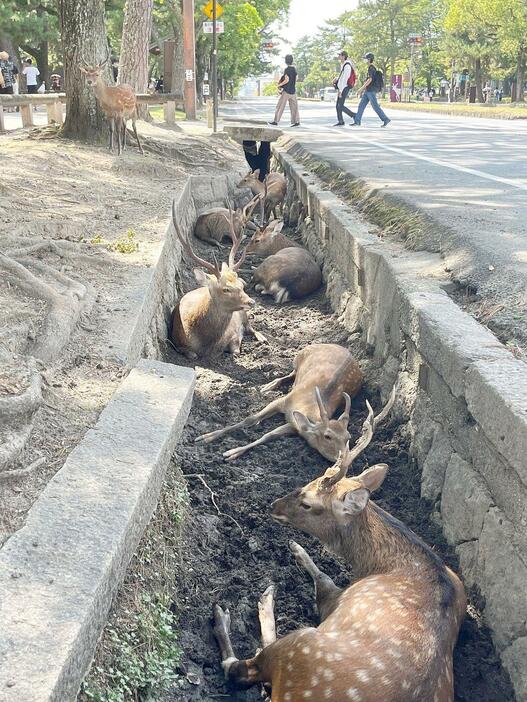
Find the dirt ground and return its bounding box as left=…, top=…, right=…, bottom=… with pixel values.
left=161, top=230, right=515, bottom=702
left=0, top=122, right=245, bottom=545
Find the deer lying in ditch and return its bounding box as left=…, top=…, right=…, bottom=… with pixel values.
left=245, top=219, right=302, bottom=258
left=80, top=49, right=143, bottom=156
left=196, top=343, right=363, bottom=461
left=194, top=196, right=260, bottom=248
left=170, top=201, right=265, bottom=357
left=253, top=246, right=322, bottom=303
left=238, top=170, right=287, bottom=221
left=214, top=388, right=467, bottom=702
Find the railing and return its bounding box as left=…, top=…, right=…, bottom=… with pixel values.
left=0, top=93, right=185, bottom=134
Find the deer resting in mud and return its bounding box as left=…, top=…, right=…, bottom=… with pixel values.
left=214, top=389, right=467, bottom=702
left=170, top=201, right=266, bottom=358
left=194, top=196, right=260, bottom=248
left=80, top=50, right=143, bottom=156
left=253, top=246, right=322, bottom=303
left=246, top=219, right=302, bottom=258
left=238, top=170, right=287, bottom=221
left=196, top=343, right=363, bottom=461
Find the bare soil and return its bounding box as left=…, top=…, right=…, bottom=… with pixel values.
left=162, top=233, right=515, bottom=701
left=0, top=123, right=245, bottom=545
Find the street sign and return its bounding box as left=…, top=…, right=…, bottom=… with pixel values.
left=203, top=83, right=210, bottom=95
left=408, top=34, right=423, bottom=45
left=185, top=69, right=193, bottom=82
left=203, top=0, right=223, bottom=19
left=262, top=41, right=274, bottom=50
left=203, top=20, right=224, bottom=33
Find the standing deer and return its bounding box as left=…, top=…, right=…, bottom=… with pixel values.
left=195, top=343, right=363, bottom=461
left=194, top=195, right=260, bottom=248
left=214, top=389, right=467, bottom=702
left=80, top=50, right=143, bottom=156
left=238, top=170, right=287, bottom=221
left=170, top=201, right=265, bottom=358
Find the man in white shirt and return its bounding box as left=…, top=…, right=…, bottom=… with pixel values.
left=332, top=50, right=356, bottom=127
left=23, top=59, right=40, bottom=94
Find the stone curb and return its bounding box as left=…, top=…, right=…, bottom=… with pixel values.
left=0, top=359, right=195, bottom=702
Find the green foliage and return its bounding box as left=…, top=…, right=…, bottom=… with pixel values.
left=90, top=230, right=139, bottom=254
left=263, top=80, right=278, bottom=96
left=81, top=594, right=181, bottom=702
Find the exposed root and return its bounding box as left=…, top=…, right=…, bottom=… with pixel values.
left=184, top=473, right=244, bottom=534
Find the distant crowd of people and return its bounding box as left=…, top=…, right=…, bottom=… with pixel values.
left=268, top=50, right=391, bottom=129
left=0, top=51, right=62, bottom=96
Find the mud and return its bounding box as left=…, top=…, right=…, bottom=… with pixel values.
left=164, top=233, right=515, bottom=702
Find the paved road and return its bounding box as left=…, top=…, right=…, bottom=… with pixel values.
left=222, top=97, right=527, bottom=343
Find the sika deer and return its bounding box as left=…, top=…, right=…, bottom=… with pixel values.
left=253, top=246, right=322, bottom=303
left=170, top=202, right=265, bottom=358
left=238, top=170, right=287, bottom=221
left=246, top=219, right=302, bottom=257
left=194, top=195, right=260, bottom=248
left=214, top=390, right=466, bottom=702
left=196, top=343, right=363, bottom=461
left=80, top=49, right=143, bottom=156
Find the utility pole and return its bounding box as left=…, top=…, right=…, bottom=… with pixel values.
left=212, top=0, right=218, bottom=132
left=182, top=0, right=196, bottom=120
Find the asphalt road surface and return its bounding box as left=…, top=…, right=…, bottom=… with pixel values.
left=222, top=97, right=527, bottom=344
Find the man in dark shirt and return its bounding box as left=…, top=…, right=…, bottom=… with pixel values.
left=269, top=54, right=300, bottom=127
left=351, top=52, right=390, bottom=127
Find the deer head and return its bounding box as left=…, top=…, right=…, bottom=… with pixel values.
left=246, top=219, right=285, bottom=255
left=272, top=386, right=396, bottom=540
left=291, top=387, right=352, bottom=461
left=79, top=46, right=110, bottom=86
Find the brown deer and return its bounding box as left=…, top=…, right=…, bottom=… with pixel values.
left=214, top=390, right=467, bottom=702
left=195, top=343, right=363, bottom=461
left=80, top=50, right=143, bottom=156
left=253, top=246, right=322, bottom=303
left=170, top=201, right=265, bottom=358
left=238, top=170, right=287, bottom=221
left=194, top=195, right=260, bottom=248
left=246, top=219, right=302, bottom=257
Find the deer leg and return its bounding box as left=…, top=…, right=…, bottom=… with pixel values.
left=289, top=541, right=342, bottom=622
left=132, top=119, right=144, bottom=155
left=258, top=585, right=277, bottom=649
left=121, top=119, right=127, bottom=151
left=213, top=605, right=267, bottom=688
left=109, top=119, right=114, bottom=152
left=261, top=369, right=296, bottom=393
left=195, top=397, right=285, bottom=444
left=223, top=423, right=294, bottom=462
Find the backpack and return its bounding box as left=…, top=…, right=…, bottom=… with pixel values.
left=345, top=61, right=357, bottom=88
left=373, top=67, right=384, bottom=92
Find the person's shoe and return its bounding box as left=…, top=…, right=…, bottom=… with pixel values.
left=381, top=118, right=391, bottom=128
left=268, top=121, right=278, bottom=126
left=350, top=122, right=361, bottom=126
left=332, top=122, right=345, bottom=126
left=291, top=122, right=300, bottom=127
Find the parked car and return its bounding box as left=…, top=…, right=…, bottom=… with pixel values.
left=319, top=86, right=337, bottom=101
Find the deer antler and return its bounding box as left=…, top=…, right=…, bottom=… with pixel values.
left=322, top=384, right=397, bottom=489
left=241, top=194, right=261, bottom=228
left=338, top=392, right=352, bottom=423
left=172, top=198, right=221, bottom=277
left=226, top=208, right=249, bottom=272
left=314, top=387, right=329, bottom=422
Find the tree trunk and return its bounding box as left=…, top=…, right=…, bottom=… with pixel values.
left=515, top=48, right=525, bottom=102
left=474, top=57, right=484, bottom=102
left=170, top=0, right=185, bottom=99
left=118, top=0, right=153, bottom=118
left=59, top=0, right=111, bottom=141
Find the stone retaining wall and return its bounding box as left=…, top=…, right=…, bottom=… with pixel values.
left=274, top=140, right=527, bottom=701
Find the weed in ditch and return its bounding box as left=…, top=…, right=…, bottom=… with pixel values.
left=88, top=230, right=139, bottom=254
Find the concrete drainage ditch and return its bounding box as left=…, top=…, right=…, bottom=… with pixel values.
left=0, top=156, right=524, bottom=701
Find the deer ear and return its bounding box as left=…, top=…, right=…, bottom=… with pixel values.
left=194, top=268, right=214, bottom=286
left=79, top=67, right=87, bottom=74
left=357, top=464, right=388, bottom=493
left=338, top=487, right=370, bottom=518
left=270, top=221, right=284, bottom=238
left=253, top=169, right=260, bottom=178
left=292, top=411, right=316, bottom=435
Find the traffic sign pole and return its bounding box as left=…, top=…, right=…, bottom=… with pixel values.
left=212, top=0, right=218, bottom=132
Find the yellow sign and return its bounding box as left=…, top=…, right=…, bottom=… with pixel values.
left=203, top=0, right=223, bottom=20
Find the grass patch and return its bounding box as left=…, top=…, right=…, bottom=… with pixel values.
left=78, top=459, right=189, bottom=702
left=149, top=106, right=186, bottom=122
left=386, top=101, right=527, bottom=120
left=90, top=230, right=139, bottom=254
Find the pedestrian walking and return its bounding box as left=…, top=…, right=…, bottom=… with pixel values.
left=268, top=54, right=300, bottom=127
left=22, top=58, right=40, bottom=94
left=351, top=52, right=390, bottom=128
left=0, top=51, right=19, bottom=95
left=332, top=50, right=357, bottom=126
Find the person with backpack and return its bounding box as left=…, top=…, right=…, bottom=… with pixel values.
left=351, top=52, right=391, bottom=128
left=332, top=50, right=357, bottom=126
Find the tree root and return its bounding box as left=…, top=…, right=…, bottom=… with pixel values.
left=0, top=252, right=95, bottom=365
